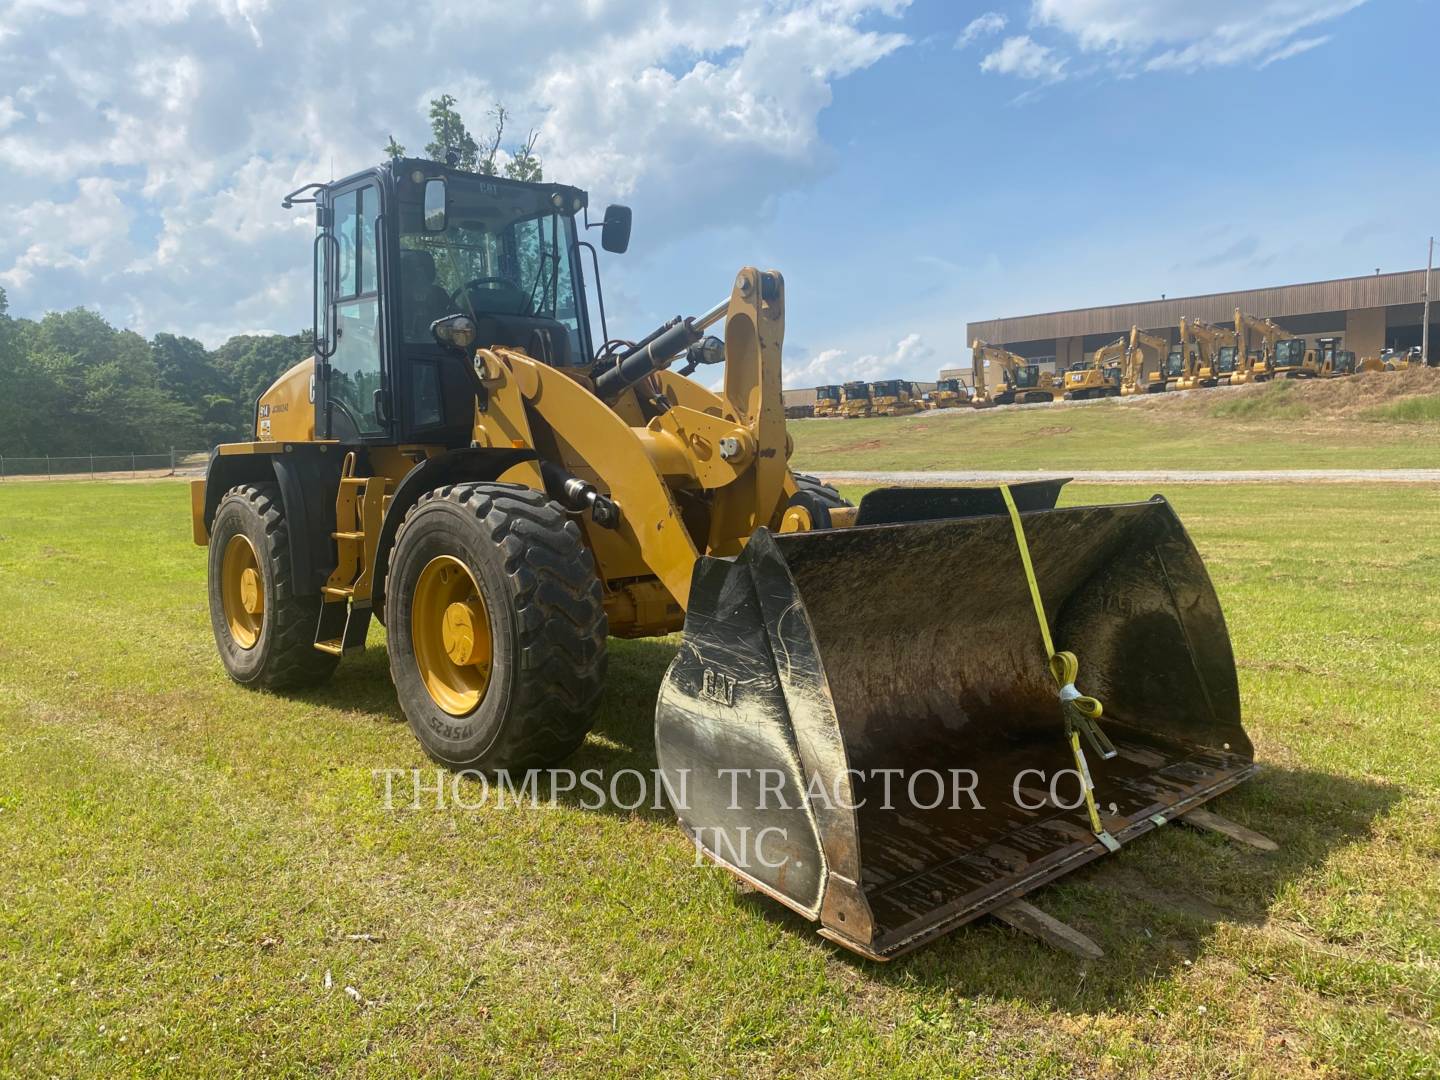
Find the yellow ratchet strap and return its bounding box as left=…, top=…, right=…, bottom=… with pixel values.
left=1000, top=485, right=1122, bottom=853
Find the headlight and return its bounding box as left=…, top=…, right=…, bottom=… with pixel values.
left=431, top=314, right=476, bottom=349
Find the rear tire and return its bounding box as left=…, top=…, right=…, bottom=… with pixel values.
left=789, top=474, right=853, bottom=528
left=386, top=483, right=607, bottom=772
left=208, top=483, right=339, bottom=690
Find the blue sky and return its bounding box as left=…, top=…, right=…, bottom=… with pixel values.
left=1, top=0, right=1434, bottom=385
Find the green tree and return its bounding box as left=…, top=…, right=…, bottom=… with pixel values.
left=402, top=96, right=542, bottom=179
left=425, top=94, right=480, bottom=171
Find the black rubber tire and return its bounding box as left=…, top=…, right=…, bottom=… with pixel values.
left=386, top=482, right=607, bottom=772
left=208, top=483, right=340, bottom=689
left=788, top=473, right=853, bottom=529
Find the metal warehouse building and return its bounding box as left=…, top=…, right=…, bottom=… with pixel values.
left=953, top=268, right=1435, bottom=383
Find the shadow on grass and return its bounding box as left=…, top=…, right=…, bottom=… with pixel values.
left=281, top=634, right=682, bottom=821
left=811, top=761, right=1399, bottom=1013
left=274, top=635, right=1401, bottom=1012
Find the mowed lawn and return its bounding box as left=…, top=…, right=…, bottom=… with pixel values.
left=1, top=479, right=1437, bottom=1077
left=789, top=370, right=1440, bottom=473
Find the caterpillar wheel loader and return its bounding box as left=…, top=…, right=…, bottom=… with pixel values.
left=193, top=158, right=1256, bottom=961
left=1062, top=337, right=1124, bottom=400
left=971, top=340, right=1062, bottom=406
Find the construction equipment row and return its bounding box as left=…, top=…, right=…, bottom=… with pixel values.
left=968, top=309, right=1418, bottom=408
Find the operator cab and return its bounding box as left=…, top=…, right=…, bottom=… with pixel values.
left=816, top=384, right=841, bottom=401
left=1274, top=338, right=1306, bottom=370
left=286, top=159, right=631, bottom=448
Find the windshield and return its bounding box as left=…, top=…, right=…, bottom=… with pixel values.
left=399, top=180, right=587, bottom=362
left=817, top=385, right=841, bottom=400
left=1165, top=349, right=1185, bottom=377
left=1012, top=365, right=1039, bottom=388
left=1216, top=346, right=1237, bottom=371
left=1275, top=339, right=1306, bottom=366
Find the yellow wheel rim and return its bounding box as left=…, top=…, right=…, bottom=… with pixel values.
left=221, top=534, right=264, bottom=649
left=412, top=555, right=493, bottom=717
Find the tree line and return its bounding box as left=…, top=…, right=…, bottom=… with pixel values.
left=0, top=96, right=542, bottom=458
left=0, top=287, right=310, bottom=456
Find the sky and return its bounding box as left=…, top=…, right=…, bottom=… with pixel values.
left=1, top=0, right=1436, bottom=386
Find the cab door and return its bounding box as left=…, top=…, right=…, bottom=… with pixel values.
left=315, top=179, right=390, bottom=441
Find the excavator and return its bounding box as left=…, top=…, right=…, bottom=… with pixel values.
left=1061, top=336, right=1125, bottom=399
left=191, top=156, right=1256, bottom=962
left=923, top=377, right=967, bottom=410
left=840, top=380, right=873, bottom=418
left=1121, top=327, right=1170, bottom=396
left=1178, top=317, right=1237, bottom=390
left=813, top=384, right=842, bottom=418
left=870, top=379, right=921, bottom=416
left=971, top=340, right=1062, bottom=406
left=1232, top=309, right=1290, bottom=384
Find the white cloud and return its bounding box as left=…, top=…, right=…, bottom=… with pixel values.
left=1033, top=0, right=1364, bottom=71
left=980, top=35, right=1067, bottom=81
left=783, top=331, right=934, bottom=387
left=956, top=11, right=1006, bottom=48
left=1258, top=34, right=1331, bottom=68
left=0, top=0, right=912, bottom=343
left=0, top=178, right=136, bottom=289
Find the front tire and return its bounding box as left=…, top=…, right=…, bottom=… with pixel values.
left=386, top=483, right=607, bottom=772
left=788, top=473, right=853, bottom=529
left=208, top=483, right=339, bottom=689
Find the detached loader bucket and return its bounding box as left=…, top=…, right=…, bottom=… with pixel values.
left=655, top=484, right=1255, bottom=960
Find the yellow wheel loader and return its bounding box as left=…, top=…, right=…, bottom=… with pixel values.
left=192, top=159, right=1255, bottom=961
left=813, top=384, right=843, bottom=418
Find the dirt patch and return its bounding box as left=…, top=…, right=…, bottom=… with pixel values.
left=1031, top=425, right=1074, bottom=437
left=837, top=439, right=888, bottom=452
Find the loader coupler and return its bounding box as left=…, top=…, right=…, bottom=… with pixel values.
left=654, top=489, right=1255, bottom=960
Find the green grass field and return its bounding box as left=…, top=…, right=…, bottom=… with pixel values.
left=2, top=480, right=1438, bottom=1077
left=789, top=369, right=1440, bottom=472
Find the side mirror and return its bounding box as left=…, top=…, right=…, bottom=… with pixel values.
left=423, top=178, right=447, bottom=232
left=601, top=204, right=632, bottom=254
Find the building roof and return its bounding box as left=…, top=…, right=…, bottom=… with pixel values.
left=967, top=268, right=1430, bottom=344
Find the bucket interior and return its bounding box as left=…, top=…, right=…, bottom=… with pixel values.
left=770, top=500, right=1252, bottom=951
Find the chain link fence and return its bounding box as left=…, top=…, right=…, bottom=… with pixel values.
left=0, top=450, right=210, bottom=481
